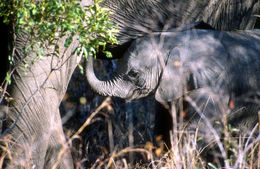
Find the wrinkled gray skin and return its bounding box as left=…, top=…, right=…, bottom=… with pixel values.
left=102, top=0, right=259, bottom=45
left=87, top=29, right=260, bottom=144
left=2, top=33, right=78, bottom=168
left=1, top=0, right=259, bottom=168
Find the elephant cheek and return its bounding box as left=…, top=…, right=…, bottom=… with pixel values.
left=156, top=91, right=171, bottom=109
left=155, top=88, right=169, bottom=107
left=125, top=89, right=142, bottom=101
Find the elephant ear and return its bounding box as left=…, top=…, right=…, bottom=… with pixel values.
left=155, top=29, right=229, bottom=106
left=155, top=47, right=189, bottom=106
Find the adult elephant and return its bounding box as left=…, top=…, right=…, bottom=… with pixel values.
left=0, top=0, right=259, bottom=168
left=1, top=33, right=79, bottom=168
left=86, top=29, right=260, bottom=148
left=101, top=0, right=259, bottom=56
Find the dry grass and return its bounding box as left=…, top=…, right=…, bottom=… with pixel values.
left=58, top=66, right=260, bottom=168
left=61, top=66, right=260, bottom=169
left=62, top=94, right=259, bottom=169
left=0, top=98, right=259, bottom=168
left=1, top=64, right=259, bottom=169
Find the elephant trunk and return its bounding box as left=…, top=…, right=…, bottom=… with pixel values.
left=86, top=55, right=130, bottom=99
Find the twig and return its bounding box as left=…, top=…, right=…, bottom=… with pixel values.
left=71, top=96, right=112, bottom=139
left=106, top=115, right=114, bottom=155
left=185, top=95, right=231, bottom=169
left=52, top=97, right=112, bottom=169
left=105, top=148, right=151, bottom=169
left=51, top=141, right=69, bottom=169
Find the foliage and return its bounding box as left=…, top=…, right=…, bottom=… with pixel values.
left=0, top=0, right=118, bottom=88
left=0, top=0, right=118, bottom=58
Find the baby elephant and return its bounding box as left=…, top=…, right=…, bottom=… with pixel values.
left=86, top=29, right=260, bottom=151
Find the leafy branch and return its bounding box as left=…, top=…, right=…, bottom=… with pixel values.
left=0, top=0, right=118, bottom=94
left=0, top=0, right=118, bottom=58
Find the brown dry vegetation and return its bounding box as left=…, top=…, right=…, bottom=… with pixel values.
left=59, top=61, right=260, bottom=169
left=1, top=48, right=260, bottom=169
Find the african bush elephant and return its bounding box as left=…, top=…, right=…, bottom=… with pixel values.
left=86, top=29, right=260, bottom=146
left=101, top=0, right=259, bottom=54
left=1, top=33, right=78, bottom=169
left=1, top=0, right=259, bottom=168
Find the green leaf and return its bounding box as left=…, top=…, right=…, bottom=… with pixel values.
left=20, top=65, right=28, bottom=75
left=65, top=36, right=72, bottom=48
left=32, top=8, right=37, bottom=15
left=8, top=55, right=13, bottom=65
left=78, top=64, right=84, bottom=74
left=82, top=47, right=88, bottom=59
left=38, top=48, right=44, bottom=57
left=6, top=72, right=11, bottom=85
left=1, top=0, right=118, bottom=71
left=104, top=51, right=112, bottom=58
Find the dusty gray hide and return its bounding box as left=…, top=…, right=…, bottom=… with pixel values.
left=87, top=29, right=260, bottom=147
left=102, top=0, right=259, bottom=45
left=1, top=0, right=259, bottom=168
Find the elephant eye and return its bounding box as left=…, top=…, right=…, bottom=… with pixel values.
left=128, top=70, right=139, bottom=78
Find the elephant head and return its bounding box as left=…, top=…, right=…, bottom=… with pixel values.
left=86, top=35, right=165, bottom=101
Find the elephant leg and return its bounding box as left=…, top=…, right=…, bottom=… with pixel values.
left=2, top=135, right=49, bottom=168
left=2, top=106, right=51, bottom=169
left=44, top=110, right=73, bottom=169
left=44, top=135, right=73, bottom=169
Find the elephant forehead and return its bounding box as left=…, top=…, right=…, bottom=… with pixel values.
left=129, top=52, right=158, bottom=68
left=126, top=39, right=161, bottom=68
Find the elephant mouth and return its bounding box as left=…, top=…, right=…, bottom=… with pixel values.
left=125, top=88, right=152, bottom=101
